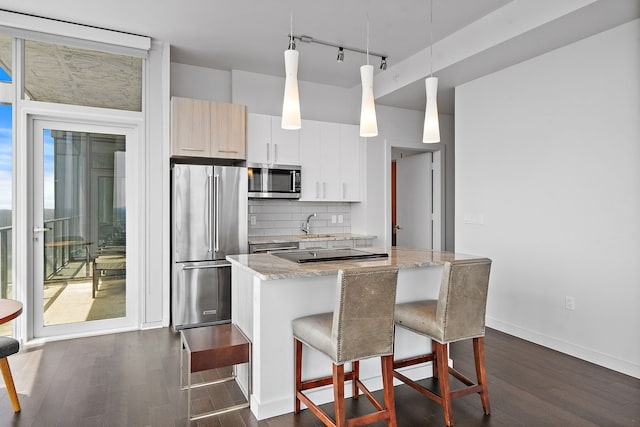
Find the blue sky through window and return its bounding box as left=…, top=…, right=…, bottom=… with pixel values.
left=0, top=67, right=12, bottom=212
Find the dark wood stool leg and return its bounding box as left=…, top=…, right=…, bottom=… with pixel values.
left=381, top=355, right=397, bottom=427
left=0, top=357, right=20, bottom=412
left=431, top=340, right=439, bottom=378
left=294, top=339, right=302, bottom=413
left=435, top=343, right=454, bottom=426
left=352, top=360, right=359, bottom=400
left=333, top=363, right=346, bottom=427
left=473, top=337, right=491, bottom=415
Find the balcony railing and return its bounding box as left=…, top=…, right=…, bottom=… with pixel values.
left=44, top=216, right=80, bottom=279
left=0, top=216, right=87, bottom=299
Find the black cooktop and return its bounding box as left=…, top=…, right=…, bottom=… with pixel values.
left=272, top=248, right=389, bottom=264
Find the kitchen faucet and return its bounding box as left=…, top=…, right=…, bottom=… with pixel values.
left=301, top=213, right=317, bottom=235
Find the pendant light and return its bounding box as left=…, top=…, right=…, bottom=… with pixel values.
left=360, top=16, right=378, bottom=137
left=282, top=11, right=301, bottom=130
left=423, top=0, right=440, bottom=143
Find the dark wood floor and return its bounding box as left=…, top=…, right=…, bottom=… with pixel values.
left=1, top=327, right=638, bottom=426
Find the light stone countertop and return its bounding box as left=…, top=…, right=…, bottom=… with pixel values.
left=226, top=247, right=488, bottom=281
left=247, top=233, right=376, bottom=245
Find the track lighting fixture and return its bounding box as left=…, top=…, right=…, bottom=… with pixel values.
left=281, top=27, right=387, bottom=136
left=289, top=34, right=387, bottom=67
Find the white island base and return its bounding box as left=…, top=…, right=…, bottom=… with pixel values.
left=228, top=249, right=470, bottom=420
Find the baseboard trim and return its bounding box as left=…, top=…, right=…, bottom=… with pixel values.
left=486, top=317, right=639, bottom=379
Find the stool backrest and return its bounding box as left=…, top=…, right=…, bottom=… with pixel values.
left=435, top=258, right=492, bottom=343
left=331, top=266, right=399, bottom=364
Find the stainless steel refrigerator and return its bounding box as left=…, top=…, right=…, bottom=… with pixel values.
left=171, top=164, right=247, bottom=330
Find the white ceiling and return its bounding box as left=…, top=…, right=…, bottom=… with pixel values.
left=0, top=0, right=638, bottom=114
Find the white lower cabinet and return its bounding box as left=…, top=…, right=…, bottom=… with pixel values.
left=300, top=120, right=361, bottom=201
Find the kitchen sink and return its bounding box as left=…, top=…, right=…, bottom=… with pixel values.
left=296, top=234, right=332, bottom=239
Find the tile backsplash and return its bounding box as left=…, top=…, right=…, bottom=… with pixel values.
left=248, top=200, right=351, bottom=236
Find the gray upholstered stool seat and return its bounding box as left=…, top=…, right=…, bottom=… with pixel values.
left=393, top=258, right=492, bottom=427
left=293, top=266, right=399, bottom=427
left=0, top=337, right=19, bottom=359
left=0, top=336, right=21, bottom=412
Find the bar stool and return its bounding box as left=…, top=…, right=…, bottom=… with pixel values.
left=293, top=266, right=399, bottom=427
left=393, top=258, right=492, bottom=427
left=0, top=336, right=20, bottom=412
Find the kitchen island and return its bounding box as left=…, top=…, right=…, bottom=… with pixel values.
left=226, top=247, right=485, bottom=420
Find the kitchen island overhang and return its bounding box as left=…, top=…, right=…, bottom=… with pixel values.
left=226, top=247, right=489, bottom=420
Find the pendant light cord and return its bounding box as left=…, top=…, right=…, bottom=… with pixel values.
left=429, top=0, right=433, bottom=77
left=289, top=9, right=294, bottom=49
left=366, top=12, right=370, bottom=65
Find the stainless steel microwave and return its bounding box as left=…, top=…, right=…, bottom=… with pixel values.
left=247, top=163, right=301, bottom=199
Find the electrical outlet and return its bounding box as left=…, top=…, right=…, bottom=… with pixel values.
left=338, top=215, right=343, bottom=224
left=565, top=296, right=575, bottom=311
left=331, top=215, right=337, bottom=224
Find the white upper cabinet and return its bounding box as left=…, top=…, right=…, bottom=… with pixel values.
left=339, top=124, right=361, bottom=202
left=300, top=120, right=322, bottom=200
left=246, top=113, right=300, bottom=165
left=300, top=120, right=361, bottom=202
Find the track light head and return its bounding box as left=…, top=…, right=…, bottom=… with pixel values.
left=380, top=57, right=387, bottom=70
left=337, top=47, right=344, bottom=62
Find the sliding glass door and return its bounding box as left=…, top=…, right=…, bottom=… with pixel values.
left=32, top=119, right=136, bottom=338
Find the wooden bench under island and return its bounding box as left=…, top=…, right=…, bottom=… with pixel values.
left=226, top=247, right=489, bottom=421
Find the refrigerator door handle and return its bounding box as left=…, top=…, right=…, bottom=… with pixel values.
left=206, top=173, right=213, bottom=252
left=182, top=264, right=228, bottom=270
left=214, top=174, right=220, bottom=252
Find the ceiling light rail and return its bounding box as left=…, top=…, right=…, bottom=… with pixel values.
left=288, top=34, right=388, bottom=69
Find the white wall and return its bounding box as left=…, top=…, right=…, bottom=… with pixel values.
left=455, top=19, right=640, bottom=377
left=170, top=62, right=231, bottom=102
left=351, top=107, right=454, bottom=249
left=231, top=69, right=360, bottom=122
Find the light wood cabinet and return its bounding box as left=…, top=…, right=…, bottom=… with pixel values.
left=210, top=102, right=246, bottom=159
left=171, top=96, right=246, bottom=159
left=247, top=113, right=299, bottom=165
left=300, top=120, right=361, bottom=202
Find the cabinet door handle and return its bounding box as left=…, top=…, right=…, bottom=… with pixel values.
left=274, top=143, right=278, bottom=162
left=218, top=150, right=238, bottom=153
left=180, top=147, right=205, bottom=151
left=267, top=143, right=270, bottom=162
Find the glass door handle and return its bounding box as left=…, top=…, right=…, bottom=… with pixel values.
left=33, top=227, right=51, bottom=233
